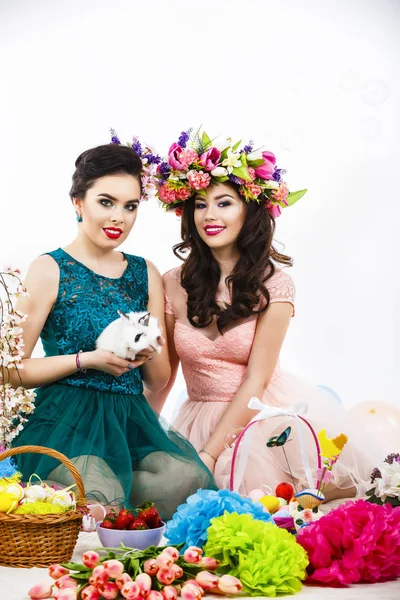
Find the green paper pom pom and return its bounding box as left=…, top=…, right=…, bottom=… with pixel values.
left=205, top=512, right=308, bottom=596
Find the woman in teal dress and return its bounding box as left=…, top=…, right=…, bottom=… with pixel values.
left=10, top=140, right=215, bottom=519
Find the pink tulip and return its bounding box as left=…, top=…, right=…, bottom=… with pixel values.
left=156, top=567, right=175, bottom=585
left=28, top=581, right=53, bottom=599
left=144, top=558, right=159, bottom=575
left=217, top=575, right=243, bottom=594
left=89, top=565, right=108, bottom=586
left=171, top=564, right=183, bottom=579
left=80, top=586, right=100, bottom=600
left=48, top=564, right=70, bottom=580
left=195, top=571, right=219, bottom=591
left=181, top=583, right=203, bottom=600
left=183, top=580, right=204, bottom=595
left=53, top=588, right=78, bottom=600
left=162, top=547, right=180, bottom=562
left=82, top=551, right=100, bottom=568
left=103, top=559, right=124, bottom=578
left=183, top=547, right=203, bottom=564
left=255, top=151, right=276, bottom=180
left=156, top=553, right=173, bottom=568
left=121, top=581, right=141, bottom=600
left=116, top=573, right=133, bottom=590
left=98, top=581, right=119, bottom=599
left=197, top=557, right=220, bottom=571
left=147, top=592, right=163, bottom=600
left=266, top=202, right=282, bottom=218
left=168, top=143, right=186, bottom=171
left=135, top=572, right=152, bottom=596
left=199, top=148, right=221, bottom=172
left=161, top=585, right=178, bottom=600
left=54, top=575, right=78, bottom=590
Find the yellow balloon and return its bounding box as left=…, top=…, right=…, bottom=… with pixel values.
left=259, top=495, right=281, bottom=514
left=348, top=401, right=400, bottom=454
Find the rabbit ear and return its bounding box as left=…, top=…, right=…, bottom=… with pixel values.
left=117, top=310, right=130, bottom=321
left=138, top=312, right=151, bottom=326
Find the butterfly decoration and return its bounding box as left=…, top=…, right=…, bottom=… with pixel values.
left=266, top=426, right=291, bottom=448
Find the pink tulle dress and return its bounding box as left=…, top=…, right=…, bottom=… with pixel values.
left=163, top=267, right=381, bottom=497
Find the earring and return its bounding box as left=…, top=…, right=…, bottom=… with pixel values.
left=76, top=214, right=83, bottom=223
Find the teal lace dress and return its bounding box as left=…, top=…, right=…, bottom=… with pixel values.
left=13, top=249, right=216, bottom=519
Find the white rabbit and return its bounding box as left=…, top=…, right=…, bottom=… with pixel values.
left=96, top=310, right=162, bottom=360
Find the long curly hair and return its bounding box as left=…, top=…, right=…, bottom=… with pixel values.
left=173, top=184, right=292, bottom=333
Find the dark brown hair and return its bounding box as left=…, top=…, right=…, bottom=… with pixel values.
left=173, top=184, right=292, bottom=333
left=69, top=144, right=142, bottom=199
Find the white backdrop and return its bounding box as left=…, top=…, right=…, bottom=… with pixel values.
left=1, top=0, right=399, bottom=420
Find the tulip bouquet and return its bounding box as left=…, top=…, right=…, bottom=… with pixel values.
left=0, top=267, right=36, bottom=446
left=155, top=128, right=306, bottom=218
left=28, top=544, right=243, bottom=600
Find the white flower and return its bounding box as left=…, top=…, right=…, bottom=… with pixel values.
left=222, top=150, right=242, bottom=173
left=211, top=167, right=229, bottom=177
left=213, top=138, right=231, bottom=152
left=247, top=150, right=263, bottom=161
left=374, top=461, right=400, bottom=500
left=262, top=180, right=280, bottom=190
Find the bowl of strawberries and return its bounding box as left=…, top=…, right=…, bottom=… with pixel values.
left=96, top=502, right=166, bottom=550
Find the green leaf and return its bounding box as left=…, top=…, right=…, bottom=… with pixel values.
left=247, top=158, right=264, bottom=168
left=220, top=149, right=229, bottom=161
left=232, top=165, right=252, bottom=182
left=70, top=572, right=91, bottom=580
left=286, top=189, right=307, bottom=206
left=61, top=562, right=91, bottom=572
left=202, top=132, right=212, bottom=147
left=232, top=140, right=242, bottom=152
left=213, top=176, right=229, bottom=183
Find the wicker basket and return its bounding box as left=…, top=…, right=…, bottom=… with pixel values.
left=0, top=445, right=87, bottom=568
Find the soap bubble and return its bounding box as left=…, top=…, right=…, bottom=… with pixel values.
left=281, top=127, right=305, bottom=151
left=359, top=117, right=382, bottom=140
left=338, top=70, right=361, bottom=91
left=360, top=80, right=389, bottom=107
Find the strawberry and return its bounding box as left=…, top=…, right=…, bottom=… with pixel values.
left=137, top=502, right=160, bottom=528
left=115, top=513, right=135, bottom=530
left=104, top=511, right=117, bottom=522
left=100, top=519, right=114, bottom=529
left=128, top=518, right=148, bottom=530
left=118, top=508, right=136, bottom=518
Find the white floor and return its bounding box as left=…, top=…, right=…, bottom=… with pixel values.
left=1, top=527, right=399, bottom=600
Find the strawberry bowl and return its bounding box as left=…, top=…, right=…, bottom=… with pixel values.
left=96, top=520, right=166, bottom=550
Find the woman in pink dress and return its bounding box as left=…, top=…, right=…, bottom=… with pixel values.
left=148, top=129, right=380, bottom=501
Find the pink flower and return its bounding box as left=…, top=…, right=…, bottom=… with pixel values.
left=158, top=183, right=176, bottom=204
left=180, top=148, right=198, bottom=169
left=80, top=586, right=100, bottom=600
left=301, top=509, right=314, bottom=523
left=156, top=553, right=173, bottom=568
left=28, top=581, right=53, bottom=599
left=272, top=182, right=289, bottom=205
left=156, top=567, right=175, bottom=585
left=162, top=586, right=178, bottom=600
left=82, top=551, right=100, bottom=568
left=54, top=575, right=78, bottom=590
left=199, top=148, right=221, bottom=172
left=143, top=558, right=159, bottom=575
left=297, top=499, right=400, bottom=585
left=248, top=167, right=256, bottom=180
left=121, top=581, right=141, bottom=600
left=174, top=185, right=191, bottom=201
left=53, top=589, right=78, bottom=600
left=255, top=151, right=276, bottom=180
left=147, top=592, right=164, bottom=600
left=98, top=581, right=119, bottom=600
left=266, top=202, right=282, bottom=218
left=180, top=583, right=203, bottom=600
left=217, top=575, right=243, bottom=594
left=48, top=564, right=70, bottom=580
left=116, top=573, right=133, bottom=591
left=103, top=559, right=124, bottom=579
left=162, top=547, right=180, bottom=561
left=197, top=556, right=220, bottom=570
left=171, top=564, right=183, bottom=579
left=182, top=581, right=204, bottom=595
left=187, top=170, right=211, bottom=191
left=89, top=565, right=108, bottom=586
left=245, top=182, right=262, bottom=198
left=174, top=207, right=183, bottom=217
left=183, top=546, right=203, bottom=564
left=135, top=573, right=152, bottom=596
left=195, top=571, right=219, bottom=591
left=168, top=143, right=189, bottom=171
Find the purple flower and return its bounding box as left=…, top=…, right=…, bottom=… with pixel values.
left=370, top=467, right=382, bottom=483
left=110, top=128, right=121, bottom=145
left=242, top=141, right=254, bottom=154
left=384, top=453, right=400, bottom=465
left=144, top=153, right=161, bottom=165
left=158, top=161, right=171, bottom=175
left=131, top=137, right=142, bottom=156
left=229, top=174, right=243, bottom=185
left=273, top=167, right=286, bottom=182
left=178, top=130, right=191, bottom=148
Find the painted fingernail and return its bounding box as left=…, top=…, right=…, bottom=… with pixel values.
left=128, top=364, right=134, bottom=370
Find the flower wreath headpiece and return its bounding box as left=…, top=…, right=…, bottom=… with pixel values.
left=155, top=128, right=307, bottom=217
left=110, top=129, right=161, bottom=202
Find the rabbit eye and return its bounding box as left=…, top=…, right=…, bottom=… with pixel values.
left=134, top=333, right=143, bottom=343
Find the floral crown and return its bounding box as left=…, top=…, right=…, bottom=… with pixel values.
left=155, top=128, right=306, bottom=217
left=110, top=129, right=161, bottom=202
